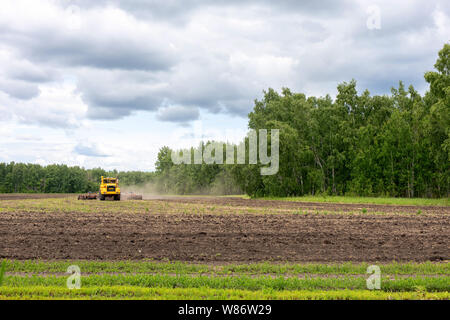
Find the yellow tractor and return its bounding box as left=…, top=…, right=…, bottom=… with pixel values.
left=99, top=176, right=121, bottom=201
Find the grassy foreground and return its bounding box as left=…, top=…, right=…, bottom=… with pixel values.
left=1, top=287, right=448, bottom=300
left=5, top=260, right=450, bottom=275
left=0, top=196, right=448, bottom=217
left=1, top=260, right=448, bottom=300
left=262, top=195, right=449, bottom=206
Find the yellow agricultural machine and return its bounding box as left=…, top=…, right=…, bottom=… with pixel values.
left=78, top=176, right=121, bottom=201
left=99, top=176, right=121, bottom=201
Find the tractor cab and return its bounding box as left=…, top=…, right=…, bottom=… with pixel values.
left=99, top=176, right=121, bottom=201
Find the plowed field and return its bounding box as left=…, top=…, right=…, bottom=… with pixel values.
left=0, top=195, right=448, bottom=263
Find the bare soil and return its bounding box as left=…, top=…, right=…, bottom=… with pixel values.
left=157, top=196, right=449, bottom=215
left=0, top=196, right=448, bottom=263
left=0, top=194, right=72, bottom=200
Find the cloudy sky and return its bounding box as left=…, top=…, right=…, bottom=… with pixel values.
left=0, top=0, right=448, bottom=171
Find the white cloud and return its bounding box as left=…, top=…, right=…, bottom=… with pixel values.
left=73, top=142, right=110, bottom=157
left=0, top=81, right=87, bottom=128
left=157, top=105, right=200, bottom=123
left=0, top=0, right=448, bottom=170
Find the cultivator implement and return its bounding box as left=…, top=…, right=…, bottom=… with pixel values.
left=78, top=192, right=98, bottom=200
left=78, top=176, right=143, bottom=201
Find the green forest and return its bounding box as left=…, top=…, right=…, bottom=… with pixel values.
left=0, top=163, right=155, bottom=194
left=0, top=44, right=448, bottom=198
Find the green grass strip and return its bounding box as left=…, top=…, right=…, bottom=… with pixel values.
left=4, top=274, right=450, bottom=293
left=5, top=260, right=450, bottom=276
left=262, top=196, right=449, bottom=206
left=0, top=286, right=447, bottom=300
left=0, top=260, right=6, bottom=285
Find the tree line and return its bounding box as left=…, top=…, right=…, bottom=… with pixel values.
left=156, top=43, right=449, bottom=198
left=0, top=163, right=155, bottom=194
left=0, top=44, right=448, bottom=197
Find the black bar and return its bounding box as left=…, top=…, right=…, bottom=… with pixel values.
left=1, top=300, right=446, bottom=319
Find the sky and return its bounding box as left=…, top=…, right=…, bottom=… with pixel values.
left=0, top=0, right=448, bottom=171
